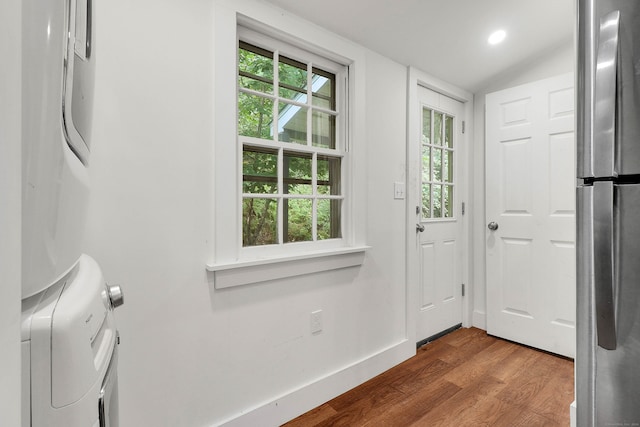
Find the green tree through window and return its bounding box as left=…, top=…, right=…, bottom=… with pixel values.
left=238, top=41, right=342, bottom=246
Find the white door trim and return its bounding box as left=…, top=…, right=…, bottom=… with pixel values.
left=406, top=66, right=474, bottom=345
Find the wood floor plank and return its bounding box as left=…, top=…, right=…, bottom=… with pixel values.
left=281, top=328, right=574, bottom=427
left=411, top=373, right=508, bottom=426
left=444, top=339, right=519, bottom=388
left=282, top=403, right=337, bottom=427
left=362, top=378, right=462, bottom=427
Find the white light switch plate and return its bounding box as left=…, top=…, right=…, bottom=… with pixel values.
left=394, top=182, right=405, bottom=200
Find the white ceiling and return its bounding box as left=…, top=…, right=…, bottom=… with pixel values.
left=260, top=0, right=575, bottom=93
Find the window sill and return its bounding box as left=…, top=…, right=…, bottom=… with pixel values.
left=206, top=246, right=370, bottom=289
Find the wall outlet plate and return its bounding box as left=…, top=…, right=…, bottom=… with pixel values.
left=310, top=310, right=322, bottom=334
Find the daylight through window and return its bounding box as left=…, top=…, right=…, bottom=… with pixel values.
left=238, top=40, right=344, bottom=247
left=421, top=107, right=455, bottom=219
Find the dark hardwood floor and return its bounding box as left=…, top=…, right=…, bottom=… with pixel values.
left=283, top=327, right=574, bottom=426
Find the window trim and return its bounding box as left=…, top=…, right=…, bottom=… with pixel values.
left=209, top=7, right=368, bottom=288
left=206, top=246, right=368, bottom=289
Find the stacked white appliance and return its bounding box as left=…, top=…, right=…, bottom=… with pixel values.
left=21, top=0, right=124, bottom=426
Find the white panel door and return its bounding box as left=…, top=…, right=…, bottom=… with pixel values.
left=485, top=73, right=576, bottom=358
left=416, top=86, right=465, bottom=342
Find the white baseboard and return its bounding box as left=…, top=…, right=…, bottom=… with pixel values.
left=570, top=400, right=576, bottom=427
left=218, top=339, right=415, bottom=427
left=472, top=310, right=486, bottom=330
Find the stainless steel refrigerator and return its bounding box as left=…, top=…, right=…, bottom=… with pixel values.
left=577, top=0, right=640, bottom=425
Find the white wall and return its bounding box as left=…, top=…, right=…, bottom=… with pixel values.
left=0, top=0, right=22, bottom=425
left=470, top=40, right=575, bottom=328
left=85, top=0, right=412, bottom=425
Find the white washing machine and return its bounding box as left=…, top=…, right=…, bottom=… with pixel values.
left=22, top=0, right=124, bottom=424
left=21, top=255, right=123, bottom=427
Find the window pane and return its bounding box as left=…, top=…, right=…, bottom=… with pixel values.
left=317, top=155, right=341, bottom=195
left=445, top=116, right=454, bottom=148
left=284, top=151, right=312, bottom=194
left=433, top=148, right=442, bottom=182
left=312, top=110, right=335, bottom=148
left=284, top=198, right=312, bottom=243
left=243, top=146, right=278, bottom=194
left=422, top=183, right=431, bottom=219
left=444, top=150, right=453, bottom=183
left=434, top=112, right=443, bottom=146
left=238, top=92, right=274, bottom=139
left=422, top=108, right=432, bottom=145
left=278, top=102, right=307, bottom=144
left=279, top=56, right=307, bottom=101
left=312, top=70, right=334, bottom=109
left=422, top=145, right=431, bottom=182
left=433, top=184, right=442, bottom=217
left=444, top=185, right=454, bottom=218
left=243, top=198, right=278, bottom=246
left=238, top=44, right=274, bottom=94
left=317, top=199, right=341, bottom=240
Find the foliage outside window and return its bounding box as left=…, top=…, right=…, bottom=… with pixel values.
left=238, top=41, right=343, bottom=247
left=421, top=107, right=455, bottom=219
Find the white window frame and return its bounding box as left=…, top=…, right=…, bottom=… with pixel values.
left=237, top=27, right=347, bottom=256
left=208, top=6, right=368, bottom=289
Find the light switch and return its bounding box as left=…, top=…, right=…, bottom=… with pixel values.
left=394, top=182, right=405, bottom=200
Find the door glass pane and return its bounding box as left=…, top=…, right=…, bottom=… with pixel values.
left=278, top=102, right=307, bottom=144
left=433, top=148, right=442, bottom=182
left=445, top=150, right=453, bottom=183
left=243, top=198, right=278, bottom=246
left=443, top=185, right=453, bottom=218
left=433, top=184, right=442, bottom=218
left=238, top=92, right=274, bottom=139
left=285, top=198, right=313, bottom=243
left=445, top=116, right=454, bottom=148
left=422, top=108, right=432, bottom=144
left=243, top=146, right=278, bottom=194
left=422, top=184, right=431, bottom=218
left=434, top=112, right=443, bottom=146
left=422, top=146, right=431, bottom=181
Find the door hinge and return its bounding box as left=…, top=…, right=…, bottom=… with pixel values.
left=461, top=202, right=465, bottom=215
left=462, top=121, right=466, bottom=134
left=461, top=283, right=465, bottom=297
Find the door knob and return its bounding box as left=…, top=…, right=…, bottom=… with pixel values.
left=416, top=223, right=425, bottom=233
left=487, top=221, right=499, bottom=231
left=107, top=284, right=125, bottom=309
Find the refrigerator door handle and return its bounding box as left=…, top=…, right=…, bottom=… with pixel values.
left=593, top=181, right=617, bottom=350
left=594, top=10, right=620, bottom=178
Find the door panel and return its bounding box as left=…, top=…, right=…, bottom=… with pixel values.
left=486, top=73, right=576, bottom=358
left=416, top=86, right=465, bottom=342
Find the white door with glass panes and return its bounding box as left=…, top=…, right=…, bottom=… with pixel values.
left=415, top=86, right=465, bottom=342
left=485, top=73, right=575, bottom=358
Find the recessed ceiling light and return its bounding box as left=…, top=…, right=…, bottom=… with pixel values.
left=488, top=30, right=506, bottom=45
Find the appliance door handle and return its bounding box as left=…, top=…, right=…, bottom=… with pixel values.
left=593, top=10, right=620, bottom=178
left=593, top=181, right=616, bottom=350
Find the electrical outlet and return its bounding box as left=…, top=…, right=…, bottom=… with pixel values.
left=310, top=310, right=323, bottom=334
